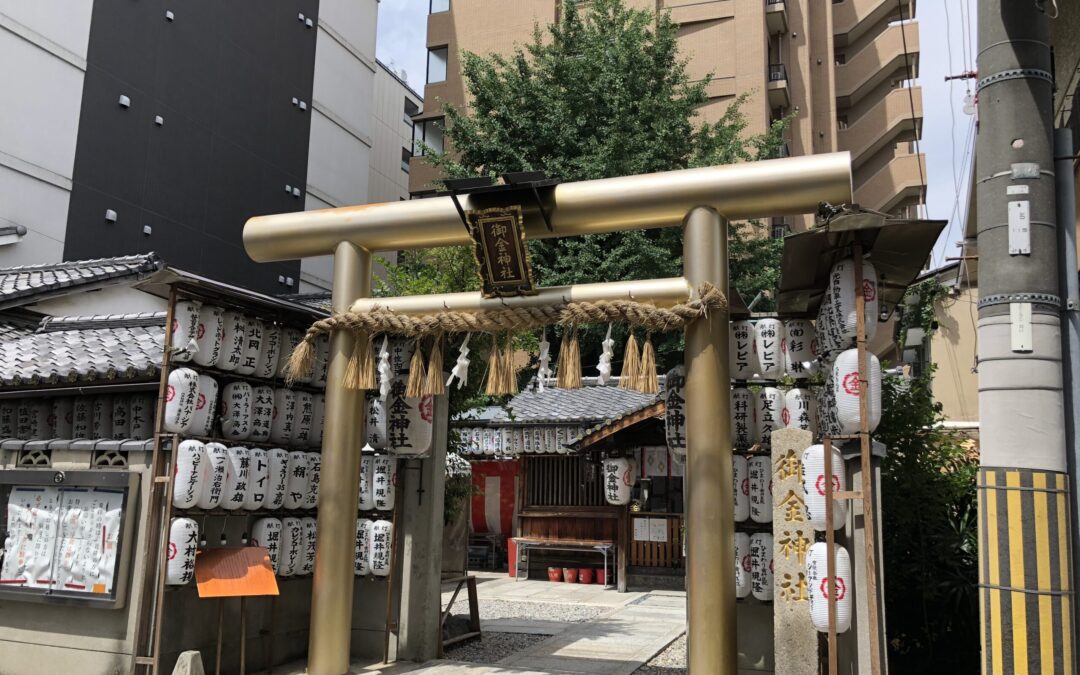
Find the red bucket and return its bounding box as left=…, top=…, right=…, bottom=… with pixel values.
left=578, top=568, right=595, bottom=584
left=595, top=568, right=606, bottom=585
left=547, top=566, right=563, bottom=582
left=563, top=568, right=579, bottom=583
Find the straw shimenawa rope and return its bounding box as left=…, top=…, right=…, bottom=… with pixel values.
left=285, top=282, right=726, bottom=386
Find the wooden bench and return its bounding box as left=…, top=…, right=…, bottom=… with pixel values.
left=511, top=537, right=617, bottom=589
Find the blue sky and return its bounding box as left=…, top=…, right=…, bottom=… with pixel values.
left=376, top=0, right=978, bottom=269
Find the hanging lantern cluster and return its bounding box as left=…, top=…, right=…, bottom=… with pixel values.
left=729, top=318, right=820, bottom=382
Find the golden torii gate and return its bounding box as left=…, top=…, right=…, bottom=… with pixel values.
left=243, top=152, right=853, bottom=674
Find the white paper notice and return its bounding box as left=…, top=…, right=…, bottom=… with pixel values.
left=633, top=518, right=650, bottom=542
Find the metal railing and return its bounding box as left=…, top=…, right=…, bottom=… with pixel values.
left=769, top=63, right=788, bottom=82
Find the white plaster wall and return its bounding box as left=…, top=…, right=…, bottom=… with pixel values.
left=0, top=2, right=92, bottom=266
left=29, top=285, right=168, bottom=317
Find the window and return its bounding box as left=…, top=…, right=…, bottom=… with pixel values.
left=403, top=98, right=420, bottom=126
left=413, top=118, right=445, bottom=155
left=430, top=0, right=450, bottom=13
left=427, top=46, right=448, bottom=84
left=771, top=221, right=791, bottom=239
left=401, top=147, right=412, bottom=173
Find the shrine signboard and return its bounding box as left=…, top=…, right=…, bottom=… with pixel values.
left=466, top=206, right=536, bottom=298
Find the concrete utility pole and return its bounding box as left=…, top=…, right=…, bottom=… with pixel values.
left=975, top=2, right=1077, bottom=673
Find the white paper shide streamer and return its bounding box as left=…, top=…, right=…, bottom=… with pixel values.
left=664, top=366, right=687, bottom=456
left=446, top=334, right=471, bottom=389
left=807, top=542, right=853, bottom=633
left=733, top=455, right=749, bottom=522
left=596, top=324, right=615, bottom=384
left=166, top=518, right=199, bottom=585
left=802, top=444, right=847, bottom=531
left=750, top=533, right=774, bottom=601
left=754, top=318, right=784, bottom=380
left=729, top=320, right=755, bottom=380
left=735, top=531, right=751, bottom=599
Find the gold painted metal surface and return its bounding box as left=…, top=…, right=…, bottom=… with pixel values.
left=349, top=277, right=692, bottom=315
left=244, top=153, right=854, bottom=262
left=308, top=242, right=371, bottom=675
left=683, top=207, right=736, bottom=673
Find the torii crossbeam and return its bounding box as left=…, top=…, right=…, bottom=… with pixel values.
left=244, top=152, right=853, bottom=675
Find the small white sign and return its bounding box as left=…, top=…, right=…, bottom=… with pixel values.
left=649, top=518, right=668, bottom=543
left=633, top=518, right=650, bottom=542
left=1008, top=200, right=1031, bottom=255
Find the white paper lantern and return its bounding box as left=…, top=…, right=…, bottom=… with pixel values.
left=164, top=368, right=199, bottom=434
left=819, top=258, right=878, bottom=353
left=166, top=518, right=199, bottom=585
left=783, top=319, right=818, bottom=378
left=816, top=373, right=842, bottom=439
left=602, top=457, right=633, bottom=505
left=110, top=396, right=131, bottom=440
left=753, top=318, right=784, bottom=380
left=270, top=389, right=297, bottom=446
left=293, top=392, right=314, bottom=447
left=299, top=517, right=318, bottom=575
left=731, top=387, right=753, bottom=448
left=221, top=446, right=250, bottom=511
left=189, top=374, right=220, bottom=437
left=521, top=427, right=533, bottom=454
left=16, top=400, right=49, bottom=440
left=754, top=387, right=784, bottom=447
left=310, top=394, right=325, bottom=447
left=312, top=335, right=330, bottom=388
left=284, top=451, right=309, bottom=509
left=735, top=531, right=751, bottom=599
left=832, top=349, right=882, bottom=433
left=219, top=382, right=253, bottom=441
left=197, top=443, right=229, bottom=509
left=251, top=518, right=283, bottom=573
left=193, top=304, right=225, bottom=367
left=807, top=542, right=853, bottom=633
left=511, top=428, right=524, bottom=455
left=359, top=452, right=375, bottom=511
left=218, top=312, right=247, bottom=372
left=389, top=393, right=434, bottom=457
left=173, top=440, right=208, bottom=509
left=664, top=366, right=688, bottom=456
left=49, top=397, right=74, bottom=438
left=170, top=301, right=201, bottom=363
left=748, top=455, right=772, bottom=524
left=267, top=448, right=289, bottom=509
left=243, top=448, right=270, bottom=510
left=469, top=427, right=483, bottom=456
left=373, top=455, right=396, bottom=511
left=354, top=518, right=373, bottom=576
left=369, top=520, right=393, bottom=576
left=481, top=428, right=495, bottom=456
left=256, top=324, right=280, bottom=379
left=802, top=444, right=847, bottom=531
left=128, top=394, right=155, bottom=440
left=733, top=455, right=750, bottom=522
left=90, top=395, right=113, bottom=439
left=750, top=533, right=774, bottom=601
left=236, top=318, right=263, bottom=376
left=279, top=517, right=304, bottom=577
left=249, top=385, right=274, bottom=442
left=0, top=401, right=16, bottom=438
left=303, top=453, right=321, bottom=509
left=277, top=328, right=305, bottom=381
left=532, top=428, right=544, bottom=454
left=729, top=320, right=756, bottom=380
left=783, top=387, right=817, bottom=434
left=365, top=392, right=388, bottom=450
left=543, top=427, right=557, bottom=452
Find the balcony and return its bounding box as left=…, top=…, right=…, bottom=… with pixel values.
left=834, top=0, right=914, bottom=47
left=854, top=151, right=926, bottom=213
left=766, top=0, right=788, bottom=35
left=837, top=85, right=922, bottom=167
left=767, top=63, right=789, bottom=108
left=836, top=22, right=919, bottom=108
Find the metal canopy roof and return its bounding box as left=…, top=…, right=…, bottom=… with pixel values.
left=776, top=212, right=947, bottom=318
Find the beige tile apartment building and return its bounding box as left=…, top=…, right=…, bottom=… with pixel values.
left=408, top=0, right=925, bottom=233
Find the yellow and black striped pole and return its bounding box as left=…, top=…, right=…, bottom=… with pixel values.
left=979, top=468, right=1075, bottom=673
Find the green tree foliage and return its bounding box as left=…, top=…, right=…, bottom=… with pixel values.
left=390, top=0, right=788, bottom=396
left=877, top=367, right=979, bottom=671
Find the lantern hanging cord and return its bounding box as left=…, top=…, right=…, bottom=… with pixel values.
left=285, top=283, right=726, bottom=382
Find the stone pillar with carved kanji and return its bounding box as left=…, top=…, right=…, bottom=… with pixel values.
left=770, top=427, right=818, bottom=673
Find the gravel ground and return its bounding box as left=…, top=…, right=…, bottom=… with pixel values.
left=633, top=633, right=687, bottom=674
left=445, top=598, right=612, bottom=624
left=443, top=631, right=550, bottom=664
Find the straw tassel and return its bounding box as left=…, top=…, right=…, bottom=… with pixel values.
left=556, top=326, right=582, bottom=390
left=501, top=334, right=519, bottom=395
left=405, top=338, right=427, bottom=398
left=484, top=334, right=505, bottom=396
left=342, top=333, right=365, bottom=390
left=424, top=333, right=446, bottom=396
left=637, top=333, right=659, bottom=394
left=619, top=332, right=640, bottom=390
left=285, top=334, right=317, bottom=385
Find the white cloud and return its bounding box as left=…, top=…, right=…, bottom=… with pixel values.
left=376, top=0, right=429, bottom=96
